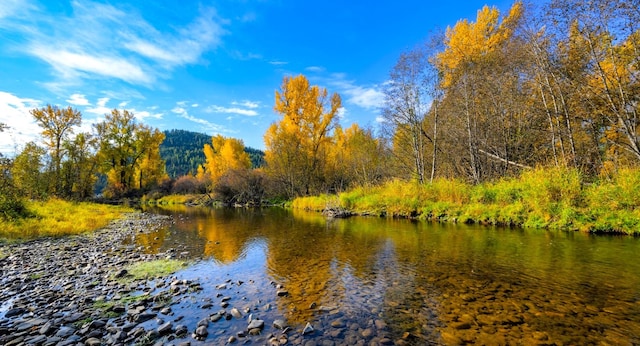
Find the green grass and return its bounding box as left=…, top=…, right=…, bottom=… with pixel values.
left=0, top=199, right=134, bottom=240
left=292, top=167, right=640, bottom=234
left=124, top=259, right=186, bottom=280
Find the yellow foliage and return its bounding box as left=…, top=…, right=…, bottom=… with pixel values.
left=437, top=1, right=523, bottom=87
left=203, top=135, right=251, bottom=183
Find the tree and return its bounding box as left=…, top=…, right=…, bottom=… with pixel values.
left=202, top=135, right=252, bottom=184
left=61, top=133, right=98, bottom=199
left=94, top=109, right=165, bottom=197
left=331, top=124, right=389, bottom=188
left=11, top=142, right=48, bottom=199
left=435, top=2, right=529, bottom=183
left=30, top=105, right=81, bottom=195
left=264, top=74, right=342, bottom=197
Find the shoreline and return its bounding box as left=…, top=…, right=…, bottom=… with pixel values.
left=0, top=212, right=193, bottom=345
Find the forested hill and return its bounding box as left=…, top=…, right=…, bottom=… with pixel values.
left=160, top=129, right=265, bottom=178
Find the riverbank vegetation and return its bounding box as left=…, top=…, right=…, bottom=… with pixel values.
left=293, top=167, right=640, bottom=234
left=0, top=199, right=133, bottom=240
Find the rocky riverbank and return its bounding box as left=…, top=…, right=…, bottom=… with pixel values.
left=0, top=213, right=187, bottom=346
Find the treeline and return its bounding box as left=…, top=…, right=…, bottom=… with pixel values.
left=261, top=0, right=640, bottom=201
left=161, top=129, right=264, bottom=178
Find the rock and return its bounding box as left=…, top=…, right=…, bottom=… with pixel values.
left=210, top=313, right=223, bottom=322
left=4, top=308, right=26, bottom=318
left=158, top=321, right=173, bottom=335
left=361, top=328, right=374, bottom=338
left=276, top=290, right=289, bottom=297
left=228, top=335, right=237, bottom=343
left=230, top=308, right=242, bottom=319
left=303, top=322, right=314, bottom=335
left=85, top=337, right=101, bottom=346
left=331, top=319, right=345, bottom=328
left=135, top=312, right=157, bottom=323
left=248, top=319, right=265, bottom=330
left=194, top=325, right=208, bottom=339
left=197, top=318, right=209, bottom=328
left=175, top=324, right=188, bottom=336
left=375, top=319, right=387, bottom=330
left=39, top=321, right=56, bottom=335
left=273, top=319, right=288, bottom=330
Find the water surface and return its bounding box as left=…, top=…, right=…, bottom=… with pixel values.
left=138, top=206, right=640, bottom=345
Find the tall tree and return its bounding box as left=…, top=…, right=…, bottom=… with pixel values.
left=264, top=74, right=342, bottom=197
left=61, top=133, right=98, bottom=199
left=94, top=109, right=165, bottom=197
left=30, top=105, right=81, bottom=195
left=11, top=142, right=48, bottom=199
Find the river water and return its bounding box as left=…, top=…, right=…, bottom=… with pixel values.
left=139, top=206, right=640, bottom=345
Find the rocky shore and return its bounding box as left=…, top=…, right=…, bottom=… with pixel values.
left=0, top=213, right=189, bottom=346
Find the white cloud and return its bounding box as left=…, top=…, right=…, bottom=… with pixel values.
left=328, top=74, right=385, bottom=109
left=118, top=101, right=128, bottom=108
left=306, top=66, right=325, bottom=73
left=5, top=1, right=227, bottom=88
left=0, top=91, right=41, bottom=155
left=173, top=105, right=225, bottom=133
left=67, top=93, right=90, bottom=106
left=191, top=103, right=199, bottom=107
left=337, top=107, right=347, bottom=119
left=231, top=100, right=259, bottom=109
left=86, top=97, right=111, bottom=116
left=132, top=109, right=163, bottom=121
left=207, top=105, right=258, bottom=117
left=269, top=61, right=288, bottom=66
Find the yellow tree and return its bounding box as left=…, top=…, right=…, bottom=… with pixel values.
left=30, top=105, right=82, bottom=195
left=436, top=2, right=526, bottom=183
left=264, top=74, right=341, bottom=197
left=202, top=135, right=251, bottom=184
left=94, top=109, right=165, bottom=196
left=331, top=124, right=388, bottom=188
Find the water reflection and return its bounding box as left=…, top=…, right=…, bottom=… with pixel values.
left=139, top=206, right=640, bottom=345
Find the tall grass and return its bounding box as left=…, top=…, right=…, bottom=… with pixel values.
left=0, top=199, right=133, bottom=240
left=292, top=167, right=640, bottom=234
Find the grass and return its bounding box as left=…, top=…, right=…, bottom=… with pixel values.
left=0, top=198, right=134, bottom=240
left=124, top=259, right=186, bottom=280
left=292, top=167, right=640, bottom=234
left=142, top=194, right=203, bottom=205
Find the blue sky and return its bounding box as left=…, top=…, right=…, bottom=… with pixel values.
left=0, top=0, right=516, bottom=155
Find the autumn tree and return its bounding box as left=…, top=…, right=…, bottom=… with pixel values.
left=435, top=2, right=532, bottom=183
left=30, top=105, right=81, bottom=195
left=331, top=124, right=389, bottom=189
left=94, top=109, right=166, bottom=197
left=264, top=74, right=342, bottom=197
left=202, top=135, right=252, bottom=184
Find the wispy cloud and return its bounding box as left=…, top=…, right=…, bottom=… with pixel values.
left=231, top=100, right=260, bottom=109
left=172, top=105, right=226, bottom=133
left=305, top=66, right=325, bottom=73
left=327, top=73, right=385, bottom=109
left=207, top=105, right=258, bottom=117
left=67, top=93, right=90, bottom=106
left=0, top=91, right=41, bottom=155
left=3, top=1, right=227, bottom=88
left=269, top=61, right=288, bottom=66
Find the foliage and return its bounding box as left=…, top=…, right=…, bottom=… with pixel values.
left=202, top=135, right=252, bottom=184
left=11, top=142, right=48, bottom=199
left=30, top=105, right=82, bottom=196
left=294, top=167, right=640, bottom=234
left=265, top=74, right=342, bottom=197
left=94, top=109, right=166, bottom=197
left=0, top=199, right=133, bottom=239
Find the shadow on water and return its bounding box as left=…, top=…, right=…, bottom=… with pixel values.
left=138, top=205, right=640, bottom=345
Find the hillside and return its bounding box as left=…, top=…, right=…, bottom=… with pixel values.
left=161, top=129, right=265, bottom=178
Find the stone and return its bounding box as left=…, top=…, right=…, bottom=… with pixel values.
left=273, top=319, right=288, bottom=330
left=303, top=322, right=314, bottom=335
left=230, top=308, right=242, bottom=319
left=194, top=325, right=208, bottom=338
left=277, top=290, right=289, bottom=297
left=248, top=319, right=265, bottom=330
left=158, top=321, right=172, bottom=335
left=85, top=337, right=101, bottom=346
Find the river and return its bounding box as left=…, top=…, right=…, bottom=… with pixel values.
left=138, top=206, right=640, bottom=345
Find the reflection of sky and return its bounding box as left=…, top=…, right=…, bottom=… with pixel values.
left=136, top=207, right=640, bottom=345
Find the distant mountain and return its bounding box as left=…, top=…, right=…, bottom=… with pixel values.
left=160, top=129, right=265, bottom=178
